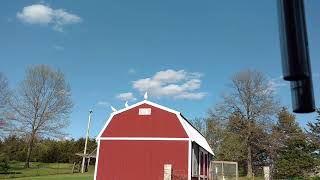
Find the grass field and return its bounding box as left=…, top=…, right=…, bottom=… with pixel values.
left=5, top=173, right=94, bottom=180
left=1, top=161, right=265, bottom=180
left=0, top=161, right=94, bottom=179
left=5, top=173, right=262, bottom=180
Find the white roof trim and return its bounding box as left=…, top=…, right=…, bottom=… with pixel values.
left=180, top=115, right=214, bottom=155
left=99, top=137, right=190, bottom=141
left=96, top=100, right=214, bottom=155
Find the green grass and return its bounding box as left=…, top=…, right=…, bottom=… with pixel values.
left=7, top=173, right=93, bottom=180
left=0, top=161, right=94, bottom=179
left=238, top=176, right=264, bottom=180
left=4, top=173, right=93, bottom=180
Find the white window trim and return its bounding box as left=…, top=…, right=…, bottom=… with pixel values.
left=199, top=147, right=209, bottom=180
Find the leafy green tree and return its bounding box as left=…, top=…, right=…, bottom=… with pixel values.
left=307, top=109, right=320, bottom=152
left=0, top=135, right=97, bottom=165
left=0, top=153, right=10, bottom=173
left=1, top=135, right=27, bottom=161
left=216, top=112, right=247, bottom=161
left=273, top=108, right=318, bottom=178
left=212, top=112, right=269, bottom=176
left=213, top=70, right=278, bottom=177
left=205, top=115, right=225, bottom=156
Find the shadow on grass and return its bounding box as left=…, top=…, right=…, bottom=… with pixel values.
left=0, top=172, right=22, bottom=175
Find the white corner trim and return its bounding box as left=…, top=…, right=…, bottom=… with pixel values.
left=93, top=140, right=101, bottom=180
left=98, top=137, right=190, bottom=141
left=188, top=139, right=192, bottom=180
left=177, top=113, right=192, bottom=138
left=96, top=113, right=115, bottom=140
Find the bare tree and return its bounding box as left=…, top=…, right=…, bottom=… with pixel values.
left=10, top=65, right=73, bottom=168
left=213, top=70, right=278, bottom=177
left=0, top=72, right=11, bottom=137
left=190, top=117, right=206, bottom=135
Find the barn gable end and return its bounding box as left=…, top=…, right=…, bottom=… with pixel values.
left=100, top=103, right=188, bottom=138
left=96, top=100, right=214, bottom=155
left=95, top=100, right=214, bottom=180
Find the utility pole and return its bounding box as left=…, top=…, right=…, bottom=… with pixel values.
left=81, top=110, right=93, bottom=173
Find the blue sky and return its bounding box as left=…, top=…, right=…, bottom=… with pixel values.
left=1, top=0, right=319, bottom=139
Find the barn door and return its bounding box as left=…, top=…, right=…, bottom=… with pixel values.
left=199, top=148, right=208, bottom=180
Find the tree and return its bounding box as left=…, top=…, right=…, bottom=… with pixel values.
left=213, top=70, right=278, bottom=177
left=0, top=153, right=10, bottom=173
left=210, top=111, right=269, bottom=176
left=0, top=73, right=11, bottom=138
left=10, top=65, right=73, bottom=168
left=273, top=108, right=318, bottom=178
left=190, top=117, right=206, bottom=136
left=213, top=112, right=247, bottom=162
left=205, top=114, right=225, bottom=156
left=307, top=109, right=320, bottom=150
left=1, top=135, right=27, bottom=162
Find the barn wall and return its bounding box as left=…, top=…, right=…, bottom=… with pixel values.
left=96, top=140, right=189, bottom=180
left=101, top=103, right=188, bottom=138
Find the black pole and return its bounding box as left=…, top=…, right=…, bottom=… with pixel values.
left=278, top=0, right=311, bottom=80
left=290, top=78, right=315, bottom=113
left=277, top=0, right=315, bottom=113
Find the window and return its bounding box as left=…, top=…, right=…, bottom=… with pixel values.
left=138, top=108, right=151, bottom=115
left=191, top=143, right=199, bottom=176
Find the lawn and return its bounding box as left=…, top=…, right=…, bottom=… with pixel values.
left=0, top=161, right=94, bottom=179
left=1, top=162, right=265, bottom=180
left=5, top=173, right=94, bottom=180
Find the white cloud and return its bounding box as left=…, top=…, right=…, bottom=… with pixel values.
left=153, top=70, right=186, bottom=83
left=268, top=73, right=319, bottom=92
left=17, top=4, right=53, bottom=24
left=132, top=69, right=207, bottom=100
left=116, top=92, right=137, bottom=102
left=268, top=75, right=288, bottom=93
left=182, top=79, right=201, bottom=90
left=97, top=101, right=109, bottom=107
left=128, top=68, right=136, bottom=74
left=17, top=4, right=81, bottom=32
left=174, top=92, right=207, bottom=100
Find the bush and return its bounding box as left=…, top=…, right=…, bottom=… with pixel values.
left=309, top=177, right=320, bottom=180
left=0, top=153, right=10, bottom=173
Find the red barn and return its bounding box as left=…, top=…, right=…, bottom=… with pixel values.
left=94, top=100, right=214, bottom=180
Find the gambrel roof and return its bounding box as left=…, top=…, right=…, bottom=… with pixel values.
left=97, top=100, right=214, bottom=155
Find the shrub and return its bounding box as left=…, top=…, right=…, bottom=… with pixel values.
left=0, top=153, right=10, bottom=173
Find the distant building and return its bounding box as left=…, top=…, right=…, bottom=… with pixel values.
left=94, top=100, right=214, bottom=180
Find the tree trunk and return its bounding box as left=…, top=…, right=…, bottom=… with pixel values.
left=247, top=144, right=253, bottom=178
left=269, top=161, right=274, bottom=180
left=24, top=134, right=34, bottom=168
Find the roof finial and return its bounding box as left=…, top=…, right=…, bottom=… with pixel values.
left=144, top=92, right=148, bottom=100
left=125, top=101, right=129, bottom=108
left=111, top=106, right=117, bottom=112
